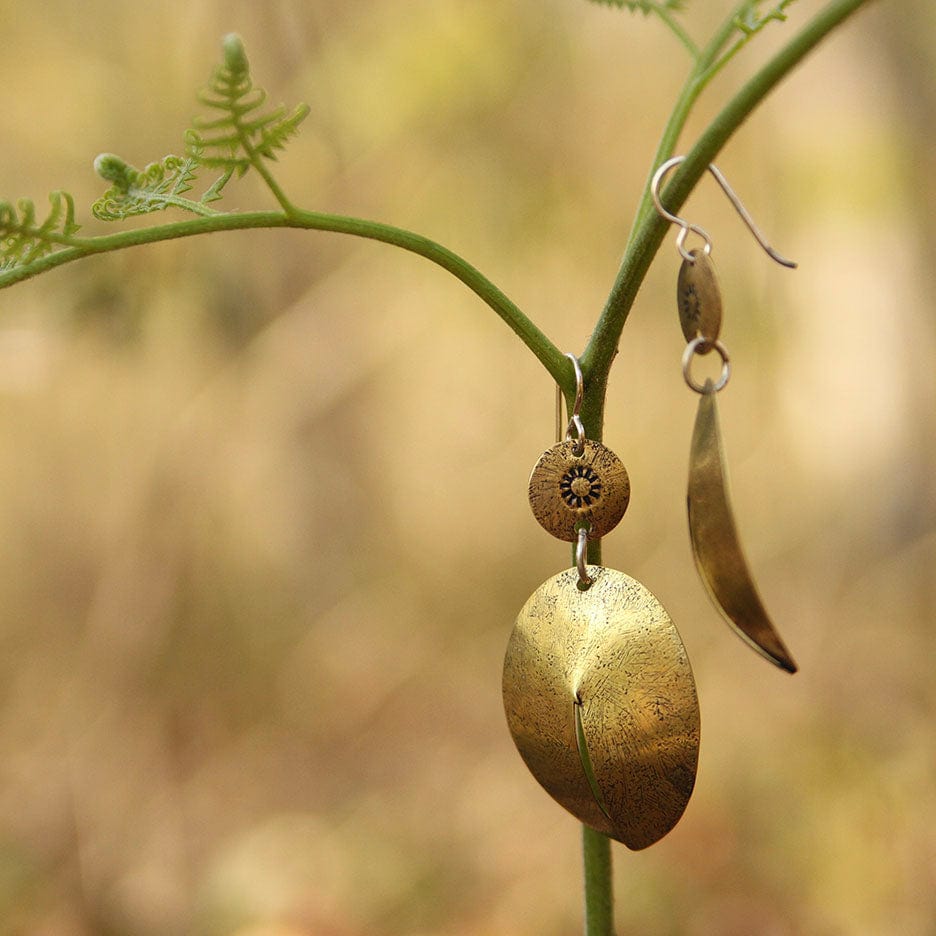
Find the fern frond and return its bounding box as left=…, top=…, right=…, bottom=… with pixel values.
left=92, top=153, right=221, bottom=220
left=0, top=191, right=80, bottom=271
left=186, top=34, right=310, bottom=177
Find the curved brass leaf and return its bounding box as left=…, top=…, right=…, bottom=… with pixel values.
left=503, top=566, right=700, bottom=850
left=688, top=381, right=798, bottom=672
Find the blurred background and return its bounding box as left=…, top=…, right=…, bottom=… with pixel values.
left=0, top=1, right=932, bottom=934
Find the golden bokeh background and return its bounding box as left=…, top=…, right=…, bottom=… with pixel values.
left=0, top=2, right=933, bottom=934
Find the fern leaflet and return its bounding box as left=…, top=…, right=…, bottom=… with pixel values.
left=186, top=33, right=310, bottom=177
left=0, top=191, right=80, bottom=271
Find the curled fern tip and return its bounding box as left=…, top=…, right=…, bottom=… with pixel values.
left=222, top=33, right=248, bottom=72
left=92, top=153, right=222, bottom=220
left=94, top=153, right=135, bottom=189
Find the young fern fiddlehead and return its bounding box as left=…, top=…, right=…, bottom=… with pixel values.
left=92, top=33, right=308, bottom=223
left=91, top=152, right=228, bottom=220
left=0, top=33, right=317, bottom=292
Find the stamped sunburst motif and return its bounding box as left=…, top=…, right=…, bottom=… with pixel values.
left=560, top=464, right=602, bottom=508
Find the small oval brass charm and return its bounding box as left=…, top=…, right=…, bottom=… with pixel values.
left=528, top=440, right=630, bottom=542
left=677, top=249, right=722, bottom=347
left=503, top=566, right=700, bottom=850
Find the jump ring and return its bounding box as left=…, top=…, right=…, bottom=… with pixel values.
left=575, top=525, right=593, bottom=588
left=682, top=337, right=731, bottom=393
left=675, top=224, right=713, bottom=264
left=567, top=414, right=586, bottom=456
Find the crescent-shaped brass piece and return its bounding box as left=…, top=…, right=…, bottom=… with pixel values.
left=503, top=566, right=700, bottom=850
left=688, top=381, right=798, bottom=673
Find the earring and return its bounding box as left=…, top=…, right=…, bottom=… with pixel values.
left=651, top=155, right=798, bottom=673
left=502, top=353, right=700, bottom=850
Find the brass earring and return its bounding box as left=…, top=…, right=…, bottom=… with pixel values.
left=502, top=353, right=700, bottom=850
left=652, top=156, right=798, bottom=674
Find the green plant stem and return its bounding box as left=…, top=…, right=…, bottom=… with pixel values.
left=583, top=824, right=614, bottom=936
left=249, top=152, right=300, bottom=217
left=626, top=3, right=750, bottom=259
left=283, top=208, right=568, bottom=380
left=580, top=0, right=878, bottom=438
left=158, top=194, right=222, bottom=217
left=0, top=208, right=566, bottom=382
left=577, top=531, right=614, bottom=936
left=573, top=3, right=743, bottom=439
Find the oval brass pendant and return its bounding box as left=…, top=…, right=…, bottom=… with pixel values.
left=688, top=381, right=798, bottom=672
left=677, top=249, right=722, bottom=346
left=528, top=440, right=630, bottom=542
left=503, top=566, right=700, bottom=850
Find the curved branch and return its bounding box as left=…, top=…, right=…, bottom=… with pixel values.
left=0, top=208, right=566, bottom=384
left=287, top=208, right=567, bottom=383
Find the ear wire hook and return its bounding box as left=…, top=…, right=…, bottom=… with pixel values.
left=651, top=155, right=797, bottom=269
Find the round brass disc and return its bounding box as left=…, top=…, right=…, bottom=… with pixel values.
left=502, top=566, right=700, bottom=850
left=677, top=249, right=722, bottom=346
left=528, top=440, right=630, bottom=542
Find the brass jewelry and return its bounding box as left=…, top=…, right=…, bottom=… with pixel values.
left=503, top=353, right=700, bottom=850
left=652, top=155, right=798, bottom=673
left=528, top=439, right=630, bottom=542
left=688, top=382, right=797, bottom=672
left=529, top=353, right=631, bottom=543
left=503, top=566, right=699, bottom=850
left=651, top=156, right=797, bottom=270
left=677, top=248, right=722, bottom=346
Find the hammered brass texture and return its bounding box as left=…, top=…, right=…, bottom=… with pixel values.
left=677, top=249, right=722, bottom=347
left=688, top=381, right=798, bottom=673
left=528, top=440, right=630, bottom=542
left=503, top=566, right=700, bottom=850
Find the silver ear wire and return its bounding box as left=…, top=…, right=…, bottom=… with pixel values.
left=563, top=352, right=586, bottom=456
left=651, top=155, right=797, bottom=269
